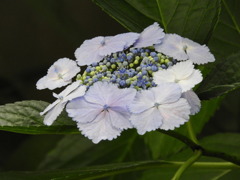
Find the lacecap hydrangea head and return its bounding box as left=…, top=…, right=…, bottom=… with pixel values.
left=36, top=22, right=215, bottom=143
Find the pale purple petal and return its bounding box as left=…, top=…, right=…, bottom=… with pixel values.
left=128, top=90, right=155, bottom=114
left=66, top=97, right=102, bottom=124
left=134, top=22, right=165, bottom=48
left=154, top=34, right=188, bottom=60
left=98, top=37, right=126, bottom=56
left=75, top=36, right=105, bottom=66
left=108, top=107, right=132, bottom=130
left=159, top=98, right=190, bottom=130
left=112, top=32, right=139, bottom=49
left=63, top=85, right=86, bottom=102
left=77, top=111, right=121, bottom=144
left=43, top=102, right=67, bottom=126
left=130, top=108, right=163, bottom=135
left=84, top=82, right=136, bottom=106
left=182, top=90, right=201, bottom=115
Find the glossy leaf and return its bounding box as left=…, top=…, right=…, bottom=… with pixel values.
left=93, top=0, right=221, bottom=43
left=197, top=52, right=240, bottom=99
left=0, top=100, right=78, bottom=134
left=92, top=0, right=154, bottom=32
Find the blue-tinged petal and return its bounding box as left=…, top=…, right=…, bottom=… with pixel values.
left=112, top=32, right=139, bottom=49
left=128, top=90, right=155, bottom=114
left=75, top=36, right=105, bottom=66
left=159, top=98, right=190, bottom=130
left=43, top=102, right=67, bottom=126
left=182, top=90, right=201, bottom=115
left=108, top=107, right=132, bottom=130
left=77, top=111, right=121, bottom=144
left=66, top=97, right=102, bottom=124
left=154, top=34, right=188, bottom=60
left=134, top=22, right=165, bottom=48
left=153, top=69, right=175, bottom=85
left=130, top=107, right=163, bottom=135
left=151, top=83, right=182, bottom=104
left=98, top=37, right=126, bottom=56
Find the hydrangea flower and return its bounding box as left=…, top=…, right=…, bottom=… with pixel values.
left=66, top=81, right=136, bottom=143
left=36, top=58, right=80, bottom=90
left=128, top=83, right=191, bottom=134
left=153, top=60, right=203, bottom=92
left=75, top=33, right=139, bottom=66
left=134, top=22, right=165, bottom=48
left=154, top=34, right=215, bottom=64
left=37, top=21, right=217, bottom=143
left=40, top=81, right=86, bottom=126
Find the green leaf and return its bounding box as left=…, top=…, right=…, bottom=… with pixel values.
left=126, top=0, right=221, bottom=42
left=197, top=52, right=240, bottom=99
left=36, top=130, right=150, bottom=171
left=0, top=100, right=78, bottom=134
left=200, top=133, right=240, bottom=160
left=208, top=0, right=240, bottom=59
left=93, top=0, right=221, bottom=43
left=92, top=0, right=154, bottom=32
left=0, top=161, right=177, bottom=180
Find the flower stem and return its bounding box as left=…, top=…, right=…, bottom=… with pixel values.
left=187, top=120, right=199, bottom=145
left=172, top=150, right=202, bottom=180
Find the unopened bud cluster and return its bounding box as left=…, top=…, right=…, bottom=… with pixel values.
left=77, top=47, right=177, bottom=90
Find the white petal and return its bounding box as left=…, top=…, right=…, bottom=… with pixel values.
left=154, top=34, right=188, bottom=60
left=134, top=22, right=165, bottom=48
left=112, top=32, right=140, bottom=48
left=58, top=81, right=81, bottom=97
left=48, top=58, right=80, bottom=81
left=108, top=107, right=132, bottom=130
left=182, top=90, right=201, bottom=115
left=63, top=85, right=86, bottom=102
left=128, top=90, right=155, bottom=114
left=99, top=36, right=126, bottom=56
left=130, top=108, right=163, bottom=135
left=170, top=61, right=194, bottom=80
left=153, top=69, right=176, bottom=84
left=159, top=98, right=190, bottom=130
left=187, top=45, right=215, bottom=64
left=178, top=69, right=203, bottom=92
left=43, top=102, right=67, bottom=126
left=66, top=98, right=102, bottom=124
left=77, top=111, right=121, bottom=144
left=40, top=99, right=61, bottom=116
left=84, top=82, right=136, bottom=106
left=151, top=83, right=182, bottom=104
left=75, top=36, right=105, bottom=66
left=36, top=76, right=47, bottom=90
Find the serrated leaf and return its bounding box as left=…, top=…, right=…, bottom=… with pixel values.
left=0, top=100, right=78, bottom=134
left=197, top=52, right=240, bottom=99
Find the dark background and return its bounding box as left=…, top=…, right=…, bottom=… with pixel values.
left=0, top=0, right=239, bottom=171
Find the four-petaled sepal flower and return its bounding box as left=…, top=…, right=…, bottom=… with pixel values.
left=128, top=83, right=191, bottom=134
left=66, top=82, right=136, bottom=143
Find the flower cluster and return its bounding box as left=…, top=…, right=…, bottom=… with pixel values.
left=37, top=22, right=215, bottom=143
